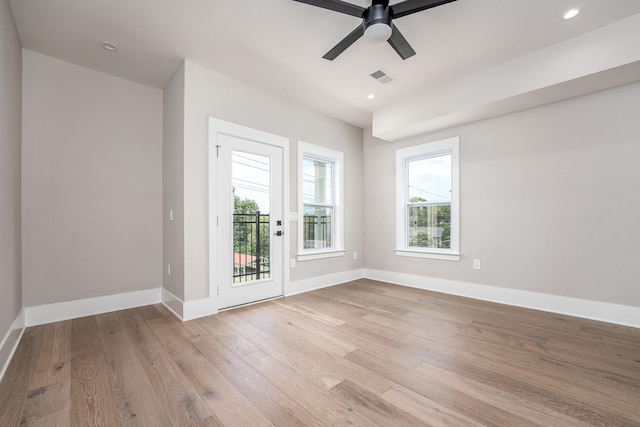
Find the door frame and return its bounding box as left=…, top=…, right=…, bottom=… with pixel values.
left=208, top=118, right=290, bottom=309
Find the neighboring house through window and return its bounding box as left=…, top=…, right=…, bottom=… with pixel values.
left=298, top=141, right=345, bottom=260
left=395, top=137, right=460, bottom=261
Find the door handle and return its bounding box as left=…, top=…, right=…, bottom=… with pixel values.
left=274, top=231, right=284, bottom=236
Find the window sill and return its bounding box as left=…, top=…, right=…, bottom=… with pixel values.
left=298, top=249, right=346, bottom=261
left=394, top=249, right=460, bottom=261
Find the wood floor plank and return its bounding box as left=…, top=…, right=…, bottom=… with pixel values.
left=416, top=359, right=637, bottom=427
left=345, top=348, right=539, bottom=426
left=20, top=321, right=72, bottom=426
left=328, top=379, right=426, bottom=427
left=271, top=299, right=347, bottom=326
left=406, top=330, right=640, bottom=421
left=193, top=312, right=241, bottom=340
left=121, top=304, right=165, bottom=322
left=147, top=316, right=274, bottom=427
left=0, top=333, right=38, bottom=427
left=580, top=321, right=640, bottom=345
left=121, top=313, right=214, bottom=426
left=316, top=284, right=411, bottom=316
left=218, top=309, right=345, bottom=391
left=95, top=312, right=173, bottom=426
left=364, top=310, right=470, bottom=341
left=28, top=321, right=72, bottom=391
left=194, top=336, right=325, bottom=427
left=545, top=334, right=640, bottom=369
left=71, top=350, right=119, bottom=427
left=286, top=290, right=373, bottom=320
left=261, top=302, right=359, bottom=357
left=381, top=383, right=485, bottom=426
left=414, top=359, right=599, bottom=427
left=2, top=280, right=639, bottom=426
left=233, top=303, right=396, bottom=396
left=335, top=317, right=424, bottom=370
left=20, top=381, right=70, bottom=426
left=71, top=317, right=102, bottom=357
left=217, top=333, right=377, bottom=426
left=392, top=311, right=640, bottom=425
left=193, top=415, right=224, bottom=427
left=456, top=319, right=549, bottom=353
left=151, top=302, right=178, bottom=318
left=177, top=318, right=213, bottom=343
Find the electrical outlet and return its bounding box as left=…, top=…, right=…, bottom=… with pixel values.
left=473, top=259, right=481, bottom=270
left=353, top=251, right=358, bottom=260
left=167, top=263, right=172, bottom=276
left=290, top=258, right=296, bottom=268
left=169, top=208, right=173, bottom=221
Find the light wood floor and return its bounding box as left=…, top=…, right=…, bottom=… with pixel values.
left=1, top=279, right=639, bottom=426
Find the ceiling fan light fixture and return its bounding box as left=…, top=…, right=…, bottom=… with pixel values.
left=364, top=23, right=392, bottom=43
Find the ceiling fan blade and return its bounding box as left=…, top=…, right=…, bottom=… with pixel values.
left=387, top=25, right=416, bottom=60
left=292, top=0, right=365, bottom=18
left=390, top=0, right=457, bottom=19
left=323, top=25, right=364, bottom=60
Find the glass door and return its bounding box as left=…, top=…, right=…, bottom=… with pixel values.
left=217, top=134, right=284, bottom=309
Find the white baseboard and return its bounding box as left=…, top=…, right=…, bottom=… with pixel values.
left=161, top=289, right=218, bottom=322
left=364, top=269, right=640, bottom=329
left=165, top=268, right=366, bottom=321
left=25, top=288, right=162, bottom=327
left=183, top=297, right=218, bottom=321
left=20, top=267, right=635, bottom=332
left=162, top=269, right=365, bottom=322
left=287, top=268, right=365, bottom=297
left=161, top=288, right=185, bottom=319
left=0, top=309, right=26, bottom=383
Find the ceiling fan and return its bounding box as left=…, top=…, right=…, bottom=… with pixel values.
left=292, top=0, right=458, bottom=60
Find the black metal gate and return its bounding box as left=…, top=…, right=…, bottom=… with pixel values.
left=233, top=212, right=270, bottom=283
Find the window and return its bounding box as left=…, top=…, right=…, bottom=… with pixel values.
left=396, top=137, right=459, bottom=261
left=298, top=141, right=344, bottom=260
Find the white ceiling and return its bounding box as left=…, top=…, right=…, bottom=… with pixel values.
left=9, top=0, right=640, bottom=129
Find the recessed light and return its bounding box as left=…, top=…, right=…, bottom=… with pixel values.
left=101, top=41, right=118, bottom=51
left=367, top=94, right=375, bottom=100
left=563, top=8, right=580, bottom=20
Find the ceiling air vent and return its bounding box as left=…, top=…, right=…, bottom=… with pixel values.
left=370, top=69, right=394, bottom=84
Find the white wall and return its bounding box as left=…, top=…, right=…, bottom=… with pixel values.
left=364, top=81, right=640, bottom=308
left=163, top=63, right=185, bottom=300
left=164, top=60, right=363, bottom=302
left=0, top=0, right=23, bottom=341
left=22, top=50, right=163, bottom=306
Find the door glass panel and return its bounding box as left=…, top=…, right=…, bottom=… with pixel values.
left=232, top=150, right=271, bottom=284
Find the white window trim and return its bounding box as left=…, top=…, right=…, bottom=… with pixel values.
left=298, top=141, right=345, bottom=261
left=395, top=136, right=460, bottom=261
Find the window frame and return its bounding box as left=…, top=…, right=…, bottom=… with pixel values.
left=395, top=137, right=460, bottom=261
left=297, top=141, right=345, bottom=261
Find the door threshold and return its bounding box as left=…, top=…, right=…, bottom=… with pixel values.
left=219, top=295, right=284, bottom=312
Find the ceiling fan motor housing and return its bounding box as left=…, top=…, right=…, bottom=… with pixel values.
left=363, top=3, right=391, bottom=30
left=363, top=2, right=392, bottom=43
